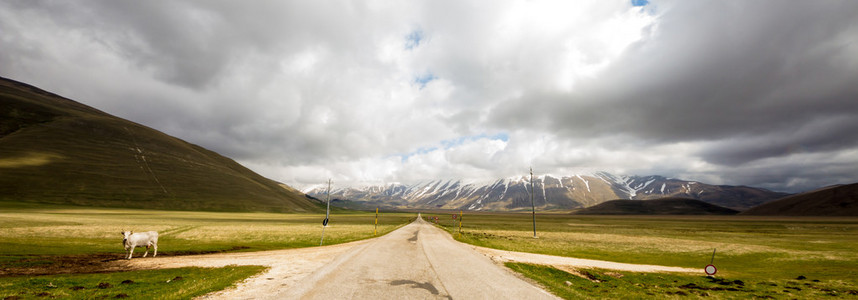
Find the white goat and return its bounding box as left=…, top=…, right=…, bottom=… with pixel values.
left=121, top=231, right=158, bottom=260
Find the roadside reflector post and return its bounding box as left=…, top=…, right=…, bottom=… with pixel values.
left=374, top=207, right=378, bottom=236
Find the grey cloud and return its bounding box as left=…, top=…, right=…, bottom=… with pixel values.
left=490, top=1, right=858, bottom=163
left=698, top=115, right=858, bottom=166
left=714, top=152, right=858, bottom=193
left=7, top=1, right=404, bottom=89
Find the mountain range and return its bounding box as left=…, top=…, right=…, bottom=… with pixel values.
left=303, top=173, right=790, bottom=211
left=0, top=76, right=321, bottom=212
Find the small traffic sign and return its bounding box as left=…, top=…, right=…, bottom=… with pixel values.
left=704, top=248, right=717, bottom=275
left=705, top=264, right=717, bottom=275
left=322, top=218, right=329, bottom=226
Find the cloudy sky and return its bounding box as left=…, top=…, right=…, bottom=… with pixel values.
left=2, top=0, right=857, bottom=193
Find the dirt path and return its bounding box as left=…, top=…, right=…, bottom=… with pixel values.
left=276, top=216, right=557, bottom=299
left=103, top=217, right=696, bottom=298
left=119, top=239, right=370, bottom=299
left=473, top=246, right=698, bottom=273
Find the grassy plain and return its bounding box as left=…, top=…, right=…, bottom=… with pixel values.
left=506, top=263, right=858, bottom=299
left=0, top=266, right=265, bottom=300
left=427, top=212, right=858, bottom=299
left=0, top=202, right=414, bottom=298
left=0, top=201, right=414, bottom=258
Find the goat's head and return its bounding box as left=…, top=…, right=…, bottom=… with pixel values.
left=121, top=231, right=132, bottom=245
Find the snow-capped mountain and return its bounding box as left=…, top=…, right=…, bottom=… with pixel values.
left=302, top=172, right=789, bottom=211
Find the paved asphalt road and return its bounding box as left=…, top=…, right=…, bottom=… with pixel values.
left=279, top=215, right=558, bottom=299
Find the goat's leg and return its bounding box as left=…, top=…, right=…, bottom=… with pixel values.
left=127, top=248, right=134, bottom=260
left=143, top=245, right=149, bottom=257
left=153, top=243, right=157, bottom=257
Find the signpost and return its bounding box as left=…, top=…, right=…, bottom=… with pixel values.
left=705, top=248, right=718, bottom=276
left=319, top=179, right=331, bottom=246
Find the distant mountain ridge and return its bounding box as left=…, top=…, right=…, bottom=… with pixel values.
left=0, top=76, right=321, bottom=212
left=304, top=172, right=789, bottom=211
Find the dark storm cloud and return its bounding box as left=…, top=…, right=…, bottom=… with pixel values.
left=490, top=1, right=858, bottom=168
left=698, top=115, right=858, bottom=166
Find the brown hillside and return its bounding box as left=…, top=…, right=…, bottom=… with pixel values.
left=741, top=183, right=858, bottom=216
left=0, top=76, right=321, bottom=212
left=573, top=198, right=739, bottom=215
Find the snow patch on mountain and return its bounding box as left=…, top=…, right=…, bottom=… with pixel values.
left=576, top=175, right=591, bottom=192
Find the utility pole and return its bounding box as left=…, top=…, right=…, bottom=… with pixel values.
left=530, top=167, right=537, bottom=238
left=320, top=178, right=331, bottom=246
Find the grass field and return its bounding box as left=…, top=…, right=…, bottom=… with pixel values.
left=0, top=266, right=266, bottom=300
left=426, top=212, right=858, bottom=299
left=0, top=201, right=414, bottom=298
left=506, top=263, right=858, bottom=299
left=0, top=201, right=414, bottom=258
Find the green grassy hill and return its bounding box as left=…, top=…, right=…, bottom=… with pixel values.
left=572, top=198, right=739, bottom=215
left=0, top=77, right=321, bottom=212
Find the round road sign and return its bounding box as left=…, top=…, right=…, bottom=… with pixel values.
left=322, top=218, right=329, bottom=226
left=704, top=264, right=717, bottom=275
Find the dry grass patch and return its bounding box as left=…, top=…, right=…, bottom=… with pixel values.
left=0, top=204, right=415, bottom=258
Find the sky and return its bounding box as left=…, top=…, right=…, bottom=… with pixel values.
left=2, top=0, right=857, bottom=193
